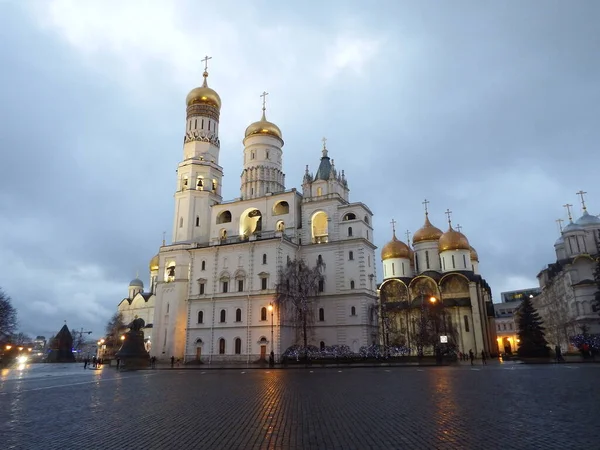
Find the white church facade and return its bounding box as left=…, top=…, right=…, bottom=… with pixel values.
left=144, top=64, right=378, bottom=363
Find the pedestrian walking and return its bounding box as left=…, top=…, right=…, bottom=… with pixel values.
left=116, top=358, right=121, bottom=370
left=481, top=350, right=487, bottom=365
left=469, top=349, right=474, bottom=366
left=170, top=356, right=175, bottom=368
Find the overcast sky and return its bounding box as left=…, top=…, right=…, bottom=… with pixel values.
left=1, top=1, right=599, bottom=339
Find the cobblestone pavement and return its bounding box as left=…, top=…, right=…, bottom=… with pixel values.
left=1, top=363, right=599, bottom=449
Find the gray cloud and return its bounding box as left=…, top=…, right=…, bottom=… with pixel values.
left=1, top=1, right=599, bottom=338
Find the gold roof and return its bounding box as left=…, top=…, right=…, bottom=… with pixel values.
left=439, top=227, right=470, bottom=252
left=244, top=110, right=282, bottom=140
left=382, top=234, right=411, bottom=260
left=412, top=214, right=443, bottom=244
left=470, top=246, right=479, bottom=261
left=149, top=254, right=159, bottom=272
left=186, top=71, right=222, bottom=109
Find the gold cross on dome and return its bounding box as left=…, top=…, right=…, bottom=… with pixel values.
left=405, top=229, right=411, bottom=243
left=390, top=218, right=397, bottom=235
left=576, top=190, right=588, bottom=211
left=422, top=199, right=430, bottom=215
left=201, top=55, right=212, bottom=72
left=445, top=208, right=453, bottom=226
left=260, top=91, right=269, bottom=111
left=456, top=224, right=463, bottom=233
left=563, top=203, right=573, bottom=221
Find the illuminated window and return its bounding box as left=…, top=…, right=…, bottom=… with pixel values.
left=317, top=187, right=322, bottom=196
left=261, top=307, right=267, bottom=321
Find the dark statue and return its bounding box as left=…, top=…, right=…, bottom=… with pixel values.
left=115, top=318, right=150, bottom=370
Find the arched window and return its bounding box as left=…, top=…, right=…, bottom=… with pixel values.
left=425, top=251, right=430, bottom=270
left=201, top=260, right=206, bottom=271
left=196, top=177, right=203, bottom=190
left=343, top=213, right=356, bottom=221
left=364, top=216, right=369, bottom=224
left=319, top=308, right=325, bottom=321
left=261, top=307, right=267, bottom=321
left=166, top=303, right=169, bottom=314
left=464, top=315, right=470, bottom=332
left=236, top=308, right=242, bottom=322
left=219, top=338, right=225, bottom=354
left=349, top=251, right=354, bottom=260
left=320, top=341, right=325, bottom=350
left=463, top=254, right=467, bottom=268
left=348, top=227, right=353, bottom=237
left=212, top=179, right=217, bottom=192
left=217, top=210, right=232, bottom=224
left=198, top=311, right=203, bottom=324
left=195, top=216, right=200, bottom=227
left=312, top=211, right=328, bottom=244
left=317, top=187, right=322, bottom=196
left=351, top=306, right=356, bottom=316
left=452, top=255, right=456, bottom=269
left=318, top=278, right=324, bottom=292
left=273, top=201, right=289, bottom=215
left=220, top=309, right=226, bottom=323
left=350, top=280, right=355, bottom=289
left=234, top=338, right=242, bottom=355
left=262, top=254, right=267, bottom=265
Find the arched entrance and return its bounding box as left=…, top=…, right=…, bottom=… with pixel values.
left=503, top=337, right=512, bottom=354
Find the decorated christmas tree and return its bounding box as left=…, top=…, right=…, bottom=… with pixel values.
left=517, top=297, right=550, bottom=357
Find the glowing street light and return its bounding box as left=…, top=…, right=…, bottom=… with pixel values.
left=429, top=297, right=437, bottom=304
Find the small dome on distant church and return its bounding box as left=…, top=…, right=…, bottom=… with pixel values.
left=382, top=233, right=411, bottom=260
left=562, top=221, right=582, bottom=233
left=149, top=254, right=159, bottom=272
left=575, top=210, right=600, bottom=227
left=129, top=278, right=144, bottom=288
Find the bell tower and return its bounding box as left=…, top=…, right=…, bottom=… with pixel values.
left=172, top=56, right=223, bottom=244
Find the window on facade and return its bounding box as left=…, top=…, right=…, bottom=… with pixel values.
left=503, top=323, right=507, bottom=331
left=201, top=260, right=206, bottom=271
left=318, top=278, right=324, bottom=292
left=317, top=187, right=323, bottom=196
left=368, top=255, right=371, bottom=267
left=464, top=315, right=469, bottom=332
left=262, top=253, right=267, bottom=264
left=201, top=119, right=204, bottom=129
left=266, top=150, right=270, bottom=159
left=509, top=323, right=513, bottom=330
left=166, top=303, right=169, bottom=314
left=348, top=227, right=353, bottom=237
left=350, top=280, right=355, bottom=289
left=251, top=151, right=255, bottom=160
left=198, top=311, right=204, bottom=324
left=349, top=251, right=354, bottom=260
left=235, top=308, right=242, bottom=322
left=425, top=251, right=430, bottom=270
left=222, top=281, right=228, bottom=293
left=343, top=213, right=356, bottom=221
left=351, top=306, right=356, bottom=316
left=238, top=279, right=244, bottom=292
left=261, top=277, right=268, bottom=290
left=235, top=338, right=241, bottom=355
left=319, top=308, right=325, bottom=321
left=183, top=177, right=188, bottom=188
left=463, top=254, right=467, bottom=268
left=220, top=309, right=226, bottom=323
left=402, top=262, right=405, bottom=276
left=320, top=341, right=325, bottom=350
left=212, top=179, right=217, bottom=192
left=195, top=216, right=200, bottom=227
left=194, top=119, right=197, bottom=129
left=199, top=283, right=205, bottom=295
left=442, top=258, right=446, bottom=270
left=367, top=230, right=369, bottom=240
left=179, top=217, right=183, bottom=228
left=364, top=216, right=369, bottom=225
left=261, top=307, right=267, bottom=321
left=452, top=255, right=456, bottom=269
left=197, top=178, right=203, bottom=190
left=392, top=263, right=395, bottom=276
left=415, top=254, right=419, bottom=272
left=219, top=338, right=225, bottom=354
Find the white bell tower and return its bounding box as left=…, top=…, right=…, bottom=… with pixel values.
left=172, top=56, right=223, bottom=244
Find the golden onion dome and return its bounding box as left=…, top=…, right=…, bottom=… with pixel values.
left=186, top=72, right=222, bottom=109
left=413, top=214, right=443, bottom=244
left=382, top=233, right=411, bottom=260
left=244, top=110, right=282, bottom=140
left=149, top=254, right=159, bottom=272
left=470, top=246, right=479, bottom=262
left=439, top=227, right=470, bottom=252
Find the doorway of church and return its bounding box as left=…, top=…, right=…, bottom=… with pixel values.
left=196, top=347, right=202, bottom=361
left=503, top=337, right=512, bottom=354
left=260, top=345, right=267, bottom=361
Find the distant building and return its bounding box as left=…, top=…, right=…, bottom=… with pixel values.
left=500, top=288, right=541, bottom=304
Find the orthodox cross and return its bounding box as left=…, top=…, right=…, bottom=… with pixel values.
left=405, top=229, right=411, bottom=243
left=201, top=55, right=212, bottom=72
left=576, top=190, right=588, bottom=211
left=390, top=218, right=397, bottom=235
left=456, top=224, right=463, bottom=233
left=162, top=231, right=166, bottom=246
left=563, top=203, right=573, bottom=221
left=422, top=198, right=430, bottom=215
left=556, top=218, right=564, bottom=232
left=445, top=208, right=453, bottom=226
left=260, top=91, right=269, bottom=111
left=322, top=136, right=327, bottom=149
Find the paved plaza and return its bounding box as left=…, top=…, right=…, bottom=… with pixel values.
left=1, top=362, right=599, bottom=449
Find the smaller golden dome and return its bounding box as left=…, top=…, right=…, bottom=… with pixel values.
left=439, top=227, right=470, bottom=252
left=186, top=72, right=222, bottom=109
left=470, top=246, right=479, bottom=261
left=413, top=214, right=444, bottom=244
left=149, top=254, right=159, bottom=272
left=245, top=110, right=282, bottom=140
left=382, top=234, right=411, bottom=260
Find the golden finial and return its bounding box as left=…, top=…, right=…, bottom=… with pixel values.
left=445, top=208, right=453, bottom=227
left=201, top=55, right=212, bottom=86
left=563, top=203, right=573, bottom=222
left=576, top=190, right=588, bottom=212
left=260, top=91, right=269, bottom=120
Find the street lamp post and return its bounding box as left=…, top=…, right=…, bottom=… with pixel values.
left=268, top=303, right=274, bottom=367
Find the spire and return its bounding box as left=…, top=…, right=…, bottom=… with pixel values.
left=322, top=137, right=328, bottom=157
left=576, top=190, right=588, bottom=212
left=201, top=55, right=212, bottom=87
left=563, top=203, right=573, bottom=222
left=390, top=219, right=397, bottom=238
left=422, top=198, right=430, bottom=217
left=260, top=91, right=269, bottom=121
left=162, top=231, right=166, bottom=246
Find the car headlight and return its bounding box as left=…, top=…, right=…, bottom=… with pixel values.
left=17, top=355, right=28, bottom=364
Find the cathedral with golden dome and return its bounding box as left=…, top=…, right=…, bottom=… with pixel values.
left=378, top=203, right=496, bottom=357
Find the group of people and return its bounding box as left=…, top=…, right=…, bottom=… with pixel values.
left=83, top=356, right=103, bottom=369
left=457, top=349, right=487, bottom=365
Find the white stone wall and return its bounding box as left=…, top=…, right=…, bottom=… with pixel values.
left=440, top=249, right=471, bottom=272
left=413, top=241, right=441, bottom=273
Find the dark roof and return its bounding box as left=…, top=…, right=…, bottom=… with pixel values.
left=141, top=292, right=153, bottom=300
left=314, top=156, right=331, bottom=180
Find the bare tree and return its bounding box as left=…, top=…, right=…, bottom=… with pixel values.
left=105, top=312, right=126, bottom=343
left=11, top=332, right=31, bottom=345
left=275, top=257, right=322, bottom=358
left=0, top=288, right=18, bottom=338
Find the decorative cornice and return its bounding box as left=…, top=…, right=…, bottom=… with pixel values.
left=184, top=131, right=220, bottom=147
